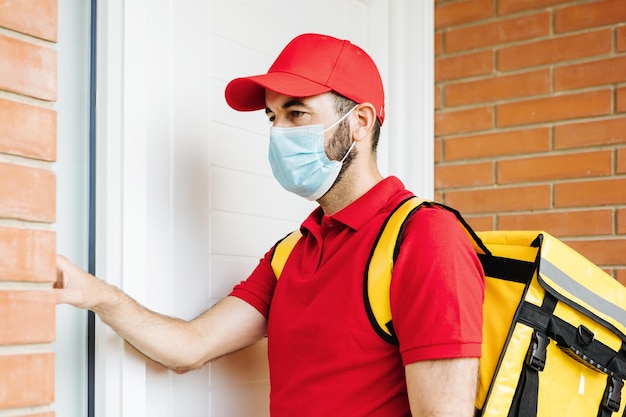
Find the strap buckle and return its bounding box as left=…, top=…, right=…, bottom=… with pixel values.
left=602, top=375, right=623, bottom=413
left=526, top=331, right=549, bottom=372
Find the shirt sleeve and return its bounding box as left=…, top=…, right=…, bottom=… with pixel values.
left=390, top=206, right=485, bottom=365
left=229, top=248, right=278, bottom=320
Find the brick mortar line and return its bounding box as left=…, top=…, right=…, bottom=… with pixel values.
left=436, top=86, right=616, bottom=113
left=0, top=89, right=56, bottom=109
left=0, top=405, right=54, bottom=417
left=559, top=235, right=626, bottom=243
left=437, top=146, right=622, bottom=166
left=436, top=174, right=626, bottom=191
left=457, top=208, right=626, bottom=217
left=436, top=127, right=624, bottom=141
left=436, top=9, right=547, bottom=32
left=0, top=282, right=53, bottom=291
left=444, top=207, right=626, bottom=218
left=438, top=32, right=619, bottom=58
left=445, top=205, right=617, bottom=214
left=0, top=26, right=56, bottom=48
left=0, top=343, right=53, bottom=355
left=462, top=205, right=626, bottom=215
left=436, top=52, right=626, bottom=87
left=435, top=5, right=618, bottom=34
left=437, top=30, right=624, bottom=56
left=436, top=69, right=545, bottom=86
left=436, top=125, right=626, bottom=142
left=0, top=152, right=55, bottom=169
left=0, top=218, right=54, bottom=231
left=435, top=124, right=624, bottom=141
left=436, top=33, right=622, bottom=62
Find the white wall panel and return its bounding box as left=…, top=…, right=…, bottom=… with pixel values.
left=211, top=167, right=314, bottom=220
left=210, top=254, right=260, bottom=298
left=209, top=123, right=269, bottom=174
left=169, top=370, right=209, bottom=415
left=210, top=34, right=271, bottom=85
left=209, top=2, right=298, bottom=57
left=210, top=211, right=299, bottom=257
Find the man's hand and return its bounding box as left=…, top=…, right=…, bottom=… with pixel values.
left=54, top=254, right=111, bottom=309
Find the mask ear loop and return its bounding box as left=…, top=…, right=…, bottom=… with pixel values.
left=324, top=104, right=359, bottom=133
left=339, top=141, right=357, bottom=163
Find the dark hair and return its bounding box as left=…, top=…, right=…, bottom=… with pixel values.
left=332, top=93, right=381, bottom=153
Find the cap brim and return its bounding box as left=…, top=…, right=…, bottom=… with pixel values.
left=225, top=72, right=332, bottom=111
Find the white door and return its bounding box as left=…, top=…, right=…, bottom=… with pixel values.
left=93, top=1, right=432, bottom=416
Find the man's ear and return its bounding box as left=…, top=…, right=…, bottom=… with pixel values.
left=351, top=103, right=377, bottom=143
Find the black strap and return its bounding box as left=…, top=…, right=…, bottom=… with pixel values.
left=598, top=403, right=612, bottom=417
left=507, top=331, right=549, bottom=417
left=515, top=366, right=540, bottom=417
left=478, top=254, right=535, bottom=284
left=507, top=295, right=557, bottom=417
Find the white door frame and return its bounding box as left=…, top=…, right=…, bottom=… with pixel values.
left=54, top=1, right=92, bottom=416
left=92, top=0, right=433, bottom=415
left=387, top=0, right=434, bottom=198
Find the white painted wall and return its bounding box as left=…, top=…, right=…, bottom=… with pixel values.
left=93, top=1, right=432, bottom=415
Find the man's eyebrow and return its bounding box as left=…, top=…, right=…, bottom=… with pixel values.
left=265, top=99, right=310, bottom=114
left=282, top=99, right=307, bottom=109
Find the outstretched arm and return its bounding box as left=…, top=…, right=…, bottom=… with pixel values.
left=55, top=255, right=267, bottom=373
left=405, top=357, right=479, bottom=417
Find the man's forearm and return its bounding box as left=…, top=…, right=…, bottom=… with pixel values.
left=56, top=255, right=268, bottom=372
left=90, top=284, right=207, bottom=372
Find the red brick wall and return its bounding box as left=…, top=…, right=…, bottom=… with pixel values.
left=435, top=0, right=626, bottom=284
left=0, top=0, right=58, bottom=414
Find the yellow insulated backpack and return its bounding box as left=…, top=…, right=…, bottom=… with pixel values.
left=271, top=196, right=626, bottom=417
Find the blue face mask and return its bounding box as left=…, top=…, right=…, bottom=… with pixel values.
left=268, top=106, right=357, bottom=201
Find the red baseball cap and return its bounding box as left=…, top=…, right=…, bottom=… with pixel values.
left=225, top=33, right=386, bottom=125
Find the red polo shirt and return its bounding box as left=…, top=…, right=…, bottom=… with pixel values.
left=230, top=176, right=484, bottom=416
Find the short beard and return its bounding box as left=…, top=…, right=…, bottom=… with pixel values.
left=326, top=118, right=356, bottom=185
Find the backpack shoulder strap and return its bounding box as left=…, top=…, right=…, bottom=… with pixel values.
left=365, top=196, right=489, bottom=344
left=365, top=196, right=430, bottom=344
left=271, top=230, right=303, bottom=279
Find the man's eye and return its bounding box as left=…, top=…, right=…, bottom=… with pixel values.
left=290, top=111, right=304, bottom=118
